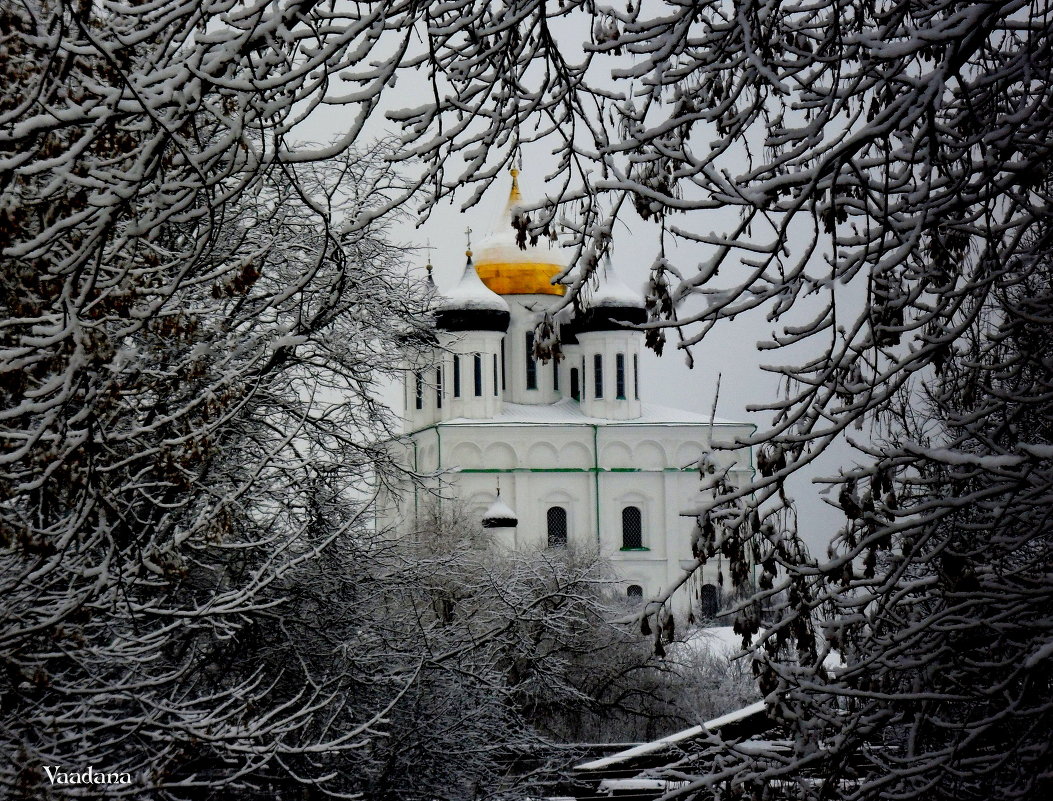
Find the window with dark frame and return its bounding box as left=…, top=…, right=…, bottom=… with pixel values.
left=616, top=353, right=626, bottom=399
left=700, top=584, right=719, bottom=619
left=435, top=366, right=442, bottom=408
left=453, top=354, right=461, bottom=398
left=493, top=353, right=498, bottom=396
left=526, top=332, right=537, bottom=389
left=473, top=353, right=483, bottom=397
left=500, top=339, right=506, bottom=390
left=570, top=368, right=580, bottom=401
left=633, top=353, right=639, bottom=399
left=594, top=353, right=603, bottom=398
left=627, top=584, right=643, bottom=602
left=414, top=371, right=423, bottom=410
left=546, top=506, right=567, bottom=548
left=553, top=358, right=559, bottom=391
left=621, top=506, right=642, bottom=549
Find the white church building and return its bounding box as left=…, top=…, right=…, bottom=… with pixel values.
left=382, top=170, right=755, bottom=618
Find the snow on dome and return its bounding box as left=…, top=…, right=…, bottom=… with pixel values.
left=473, top=169, right=567, bottom=296
left=436, top=251, right=510, bottom=313
left=588, top=256, right=644, bottom=309
left=481, top=494, right=518, bottom=528
left=434, top=252, right=511, bottom=333
left=572, top=256, right=647, bottom=332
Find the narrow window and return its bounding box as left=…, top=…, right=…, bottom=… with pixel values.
left=627, top=584, right=643, bottom=602
left=414, top=371, right=423, bottom=410
left=546, top=507, right=567, bottom=548
left=473, top=353, right=483, bottom=397
left=553, top=358, right=560, bottom=392
left=622, top=506, right=642, bottom=549
left=570, top=368, right=580, bottom=401
left=493, top=353, right=498, bottom=396
left=616, top=353, right=626, bottom=399
left=633, top=353, right=639, bottom=399
left=435, top=366, right=442, bottom=409
left=700, top=584, right=719, bottom=619
left=593, top=353, right=603, bottom=398
left=526, top=332, right=537, bottom=390
left=500, top=338, right=506, bottom=390
left=453, top=355, right=461, bottom=398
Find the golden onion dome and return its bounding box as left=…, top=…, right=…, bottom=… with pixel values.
left=473, top=168, right=566, bottom=296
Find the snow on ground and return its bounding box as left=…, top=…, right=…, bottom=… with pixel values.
left=670, top=625, right=746, bottom=659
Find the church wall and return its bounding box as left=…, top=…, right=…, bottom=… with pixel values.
left=387, top=421, right=752, bottom=615
left=386, top=359, right=757, bottom=619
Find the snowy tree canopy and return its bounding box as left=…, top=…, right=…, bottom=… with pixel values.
left=1, top=1, right=436, bottom=794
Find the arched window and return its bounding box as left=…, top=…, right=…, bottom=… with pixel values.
left=616, top=353, right=626, bottom=399
left=621, top=506, right=643, bottom=549
left=627, top=584, right=643, bottom=602
left=700, top=584, right=719, bottom=619
left=593, top=353, right=603, bottom=398
left=546, top=506, right=567, bottom=548
left=526, top=332, right=537, bottom=389
left=473, top=353, right=483, bottom=396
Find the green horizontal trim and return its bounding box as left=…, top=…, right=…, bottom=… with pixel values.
left=457, top=467, right=699, bottom=474
left=408, top=421, right=752, bottom=432
left=459, top=468, right=586, bottom=473
left=619, top=547, right=651, bottom=552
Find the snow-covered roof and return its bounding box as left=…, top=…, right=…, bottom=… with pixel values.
left=575, top=700, right=768, bottom=772
left=435, top=399, right=747, bottom=428
left=598, top=778, right=690, bottom=792
left=435, top=253, right=510, bottom=314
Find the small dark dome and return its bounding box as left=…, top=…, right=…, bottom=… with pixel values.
left=481, top=495, right=518, bottom=529
left=573, top=304, right=648, bottom=333
left=574, top=258, right=646, bottom=332
left=435, top=251, right=511, bottom=333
